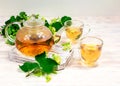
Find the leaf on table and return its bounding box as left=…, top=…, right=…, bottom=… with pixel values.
left=19, top=62, right=39, bottom=72
left=35, top=52, right=59, bottom=74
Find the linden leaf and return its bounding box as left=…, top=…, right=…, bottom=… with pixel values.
left=19, top=62, right=39, bottom=72
left=35, top=52, right=58, bottom=74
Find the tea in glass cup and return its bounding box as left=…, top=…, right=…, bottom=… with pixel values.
left=80, top=36, right=103, bottom=67
left=64, top=20, right=83, bottom=44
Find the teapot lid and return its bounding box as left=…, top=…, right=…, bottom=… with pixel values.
left=23, top=15, right=45, bottom=27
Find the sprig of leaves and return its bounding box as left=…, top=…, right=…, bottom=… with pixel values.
left=0, top=12, right=28, bottom=44
left=19, top=52, right=60, bottom=82
left=62, top=42, right=71, bottom=51
left=47, top=16, right=72, bottom=34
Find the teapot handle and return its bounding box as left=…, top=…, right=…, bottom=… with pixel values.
left=5, top=22, right=21, bottom=43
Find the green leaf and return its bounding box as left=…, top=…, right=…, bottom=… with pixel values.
left=51, top=22, right=62, bottom=31
left=44, top=20, right=49, bottom=27
left=52, top=54, right=61, bottom=64
left=51, top=17, right=60, bottom=24
left=7, top=27, right=12, bottom=35
left=16, top=16, right=22, bottom=21
left=48, top=26, right=56, bottom=34
left=19, top=46, right=60, bottom=82
left=61, top=16, right=72, bottom=25
left=35, top=52, right=47, bottom=63
left=31, top=14, right=40, bottom=19
left=19, top=11, right=28, bottom=20
left=40, top=58, right=58, bottom=74
left=33, top=68, right=43, bottom=77
left=1, top=11, right=28, bottom=43
left=62, top=42, right=71, bottom=51
left=46, top=75, right=52, bottom=82
left=7, top=24, right=19, bottom=35
left=19, top=62, right=39, bottom=72
left=35, top=52, right=58, bottom=74
left=6, top=39, right=15, bottom=45
left=1, top=25, right=6, bottom=36
left=5, top=16, right=16, bottom=24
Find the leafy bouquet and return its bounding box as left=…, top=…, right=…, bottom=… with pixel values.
left=0, top=12, right=72, bottom=82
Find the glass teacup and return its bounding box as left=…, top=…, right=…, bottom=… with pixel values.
left=80, top=36, right=103, bottom=67
left=64, top=20, right=84, bottom=44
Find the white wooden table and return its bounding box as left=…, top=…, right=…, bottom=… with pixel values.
left=0, top=16, right=120, bottom=86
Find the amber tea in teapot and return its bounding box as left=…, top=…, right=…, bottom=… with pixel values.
left=15, top=18, right=54, bottom=57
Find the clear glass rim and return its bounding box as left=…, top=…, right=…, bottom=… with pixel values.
left=64, top=20, right=84, bottom=27
left=80, top=36, right=103, bottom=46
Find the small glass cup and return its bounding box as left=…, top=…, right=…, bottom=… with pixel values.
left=80, top=36, right=103, bottom=67
left=64, top=20, right=84, bottom=44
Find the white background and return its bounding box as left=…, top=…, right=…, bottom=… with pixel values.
left=0, top=0, right=120, bottom=17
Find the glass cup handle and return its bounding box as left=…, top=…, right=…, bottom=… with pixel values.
left=82, top=24, right=91, bottom=38
left=5, top=22, right=21, bottom=43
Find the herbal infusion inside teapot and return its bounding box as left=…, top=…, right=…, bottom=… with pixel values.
left=15, top=17, right=54, bottom=57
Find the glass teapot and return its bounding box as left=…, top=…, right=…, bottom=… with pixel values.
left=6, top=17, right=54, bottom=57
